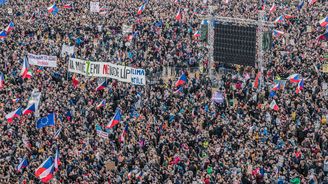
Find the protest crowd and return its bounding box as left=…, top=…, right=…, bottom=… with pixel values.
left=0, top=0, right=328, bottom=183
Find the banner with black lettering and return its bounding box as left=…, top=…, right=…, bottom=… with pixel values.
left=68, top=58, right=146, bottom=85
left=28, top=53, right=57, bottom=67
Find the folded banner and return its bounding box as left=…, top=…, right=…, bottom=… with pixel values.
left=28, top=53, right=57, bottom=67
left=28, top=89, right=41, bottom=117
left=68, top=58, right=146, bottom=85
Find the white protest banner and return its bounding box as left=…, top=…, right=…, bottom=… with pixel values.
left=122, top=24, right=133, bottom=35
left=68, top=58, right=146, bottom=85
left=90, top=2, right=100, bottom=13
left=61, top=44, right=75, bottom=57
left=28, top=53, right=57, bottom=67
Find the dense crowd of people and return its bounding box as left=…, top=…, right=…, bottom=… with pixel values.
left=0, top=0, right=327, bottom=183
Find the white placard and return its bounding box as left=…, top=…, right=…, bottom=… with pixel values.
left=122, top=24, right=133, bottom=35
left=68, top=58, right=146, bottom=85
left=28, top=53, right=57, bottom=67
left=90, top=2, right=100, bottom=13
left=8, top=8, right=12, bottom=15
left=61, top=44, right=75, bottom=57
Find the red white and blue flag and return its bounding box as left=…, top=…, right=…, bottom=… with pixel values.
left=35, top=157, right=54, bottom=183
left=287, top=74, right=301, bottom=83
left=296, top=78, right=304, bottom=94
left=106, top=109, right=122, bottom=129
left=176, top=9, right=182, bottom=21
left=319, top=17, right=328, bottom=27
left=137, top=4, right=146, bottom=15
left=269, top=3, right=276, bottom=14
left=22, top=103, right=36, bottom=115
left=20, top=57, right=32, bottom=79
left=272, top=30, right=285, bottom=37
left=16, top=156, right=29, bottom=172
left=175, top=73, right=187, bottom=87
left=174, top=86, right=183, bottom=94
left=193, top=30, right=201, bottom=38
left=318, top=32, right=328, bottom=41
left=270, top=100, right=279, bottom=111
left=47, top=4, right=59, bottom=15
left=5, top=21, right=14, bottom=33
left=54, top=148, right=61, bottom=171
left=5, top=107, right=22, bottom=122
left=0, top=72, right=4, bottom=89
left=96, top=99, right=106, bottom=109
left=274, top=15, right=284, bottom=23
left=308, top=0, right=316, bottom=5
left=63, top=3, right=72, bottom=9
left=272, top=82, right=281, bottom=91
left=253, top=72, right=261, bottom=89
left=0, top=31, right=7, bottom=39
left=96, top=80, right=107, bottom=91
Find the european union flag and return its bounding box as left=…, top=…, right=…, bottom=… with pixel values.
left=0, top=0, right=7, bottom=6
left=36, top=113, right=55, bottom=129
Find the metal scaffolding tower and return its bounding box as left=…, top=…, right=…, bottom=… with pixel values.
left=205, top=8, right=274, bottom=81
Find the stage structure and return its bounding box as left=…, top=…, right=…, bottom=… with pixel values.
left=206, top=3, right=274, bottom=80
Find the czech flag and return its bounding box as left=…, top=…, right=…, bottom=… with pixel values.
left=308, top=0, right=316, bottom=5
left=272, top=30, right=284, bottom=37
left=96, top=99, right=106, bottom=109
left=22, top=103, right=36, bottom=115
left=136, top=171, right=144, bottom=180
left=95, top=80, right=107, bottom=91
left=287, top=74, right=300, bottom=83
left=16, top=157, right=29, bottom=172
left=175, top=73, right=187, bottom=87
left=193, top=30, right=201, bottom=38
left=35, top=157, right=54, bottom=183
left=0, top=72, right=4, bottom=89
left=5, top=21, right=14, bottom=33
left=119, top=124, right=129, bottom=143
left=54, top=148, right=60, bottom=171
left=5, top=107, right=22, bottom=122
left=318, top=32, right=328, bottom=41
left=284, top=15, right=295, bottom=19
left=274, top=15, right=284, bottom=23
left=176, top=9, right=182, bottom=21
left=63, top=3, right=72, bottom=9
left=106, top=109, right=122, bottom=129
left=297, top=1, right=304, bottom=10
left=269, top=3, right=276, bottom=14
left=0, top=31, right=7, bottom=39
left=272, top=82, right=281, bottom=91
left=253, top=72, right=261, bottom=89
left=72, top=74, right=79, bottom=88
left=47, top=4, right=59, bottom=15
left=20, top=57, right=32, bottom=79
left=137, top=4, right=145, bottom=15
left=319, top=17, right=328, bottom=27
left=269, top=100, right=279, bottom=111
left=12, top=98, right=20, bottom=103
left=296, top=78, right=304, bottom=94
left=174, top=86, right=183, bottom=94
